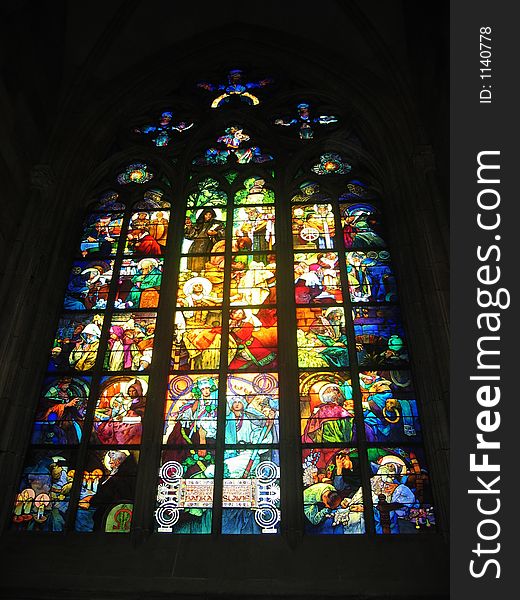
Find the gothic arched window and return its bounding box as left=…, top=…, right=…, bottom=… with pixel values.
left=11, top=68, right=436, bottom=537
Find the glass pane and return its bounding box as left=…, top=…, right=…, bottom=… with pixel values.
left=359, top=371, right=422, bottom=442
left=292, top=204, right=336, bottom=250
left=156, top=450, right=214, bottom=534
left=75, top=449, right=139, bottom=532
left=353, top=306, right=408, bottom=366
left=115, top=258, right=163, bottom=309
left=183, top=207, right=227, bottom=257
left=367, top=447, right=435, bottom=534
left=296, top=306, right=349, bottom=368
left=79, top=213, right=123, bottom=257
left=339, top=201, right=386, bottom=249
left=346, top=251, right=397, bottom=302
left=105, top=312, right=156, bottom=371
left=116, top=162, right=153, bottom=185
left=234, top=176, right=274, bottom=205
left=230, top=255, right=276, bottom=306
left=171, top=310, right=223, bottom=371
left=64, top=260, right=114, bottom=311
left=294, top=252, right=342, bottom=304
left=12, top=450, right=76, bottom=531
left=88, top=191, right=124, bottom=212
left=312, top=152, right=351, bottom=175
left=232, top=207, right=276, bottom=255
left=134, top=189, right=171, bottom=209
left=302, top=448, right=364, bottom=534
left=225, top=373, right=279, bottom=445
left=125, top=210, right=170, bottom=255
left=49, top=314, right=104, bottom=372
left=299, top=371, right=355, bottom=444
left=222, top=449, right=280, bottom=534
left=228, top=308, right=278, bottom=371
left=30, top=376, right=91, bottom=445
left=177, top=258, right=224, bottom=307
left=164, top=375, right=219, bottom=445
left=187, top=177, right=227, bottom=208
left=91, top=376, right=148, bottom=445
left=291, top=181, right=332, bottom=204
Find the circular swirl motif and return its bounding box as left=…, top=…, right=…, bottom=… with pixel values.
left=252, top=372, right=278, bottom=394
left=155, top=502, right=180, bottom=528
left=169, top=375, right=193, bottom=397
left=254, top=503, right=279, bottom=529
left=255, top=460, right=278, bottom=484
left=160, top=460, right=183, bottom=483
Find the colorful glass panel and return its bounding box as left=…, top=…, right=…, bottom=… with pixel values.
left=193, top=127, right=273, bottom=166
left=64, top=260, right=114, bottom=311
left=30, top=376, right=90, bottom=445
left=197, top=68, right=272, bottom=108
left=134, top=189, right=171, bottom=209
left=232, top=206, right=276, bottom=254
left=222, top=449, right=280, bottom=534
left=224, top=170, right=238, bottom=184
left=339, top=180, right=376, bottom=202
left=340, top=201, right=386, bottom=249
left=155, top=451, right=214, bottom=534
left=187, top=177, right=227, bottom=208
left=75, top=450, right=139, bottom=532
left=177, top=258, right=225, bottom=307
left=294, top=252, right=342, bottom=304
left=359, top=371, right=421, bottom=442
left=183, top=208, right=227, bottom=258
left=12, top=450, right=76, bottom=531
left=116, top=162, right=153, bottom=185
left=274, top=102, right=337, bottom=140
left=302, top=448, right=364, bottom=534
left=171, top=309, right=223, bottom=371
left=312, top=152, right=352, bottom=175
left=91, top=376, right=148, bottom=445
left=291, top=181, right=332, bottom=204
left=353, top=305, right=408, bottom=366
left=125, top=210, right=170, bottom=255
left=299, top=371, right=355, bottom=444
left=164, top=375, right=219, bottom=446
left=367, top=447, right=435, bottom=534
left=230, top=255, right=276, bottom=306
left=296, top=306, right=349, bottom=368
left=225, top=373, right=279, bottom=445
left=89, top=191, right=125, bottom=212
left=234, top=176, right=274, bottom=205
left=228, top=308, right=278, bottom=371
left=133, top=111, right=193, bottom=147
left=346, top=251, right=397, bottom=302
left=49, top=314, right=104, bottom=372
left=105, top=312, right=156, bottom=371
left=115, top=257, right=163, bottom=309
left=79, top=213, right=123, bottom=257
left=292, top=204, right=336, bottom=250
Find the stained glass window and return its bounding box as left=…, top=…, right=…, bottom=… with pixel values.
left=294, top=179, right=434, bottom=534
left=12, top=75, right=435, bottom=539
left=197, top=68, right=272, bottom=108
left=158, top=169, right=280, bottom=535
